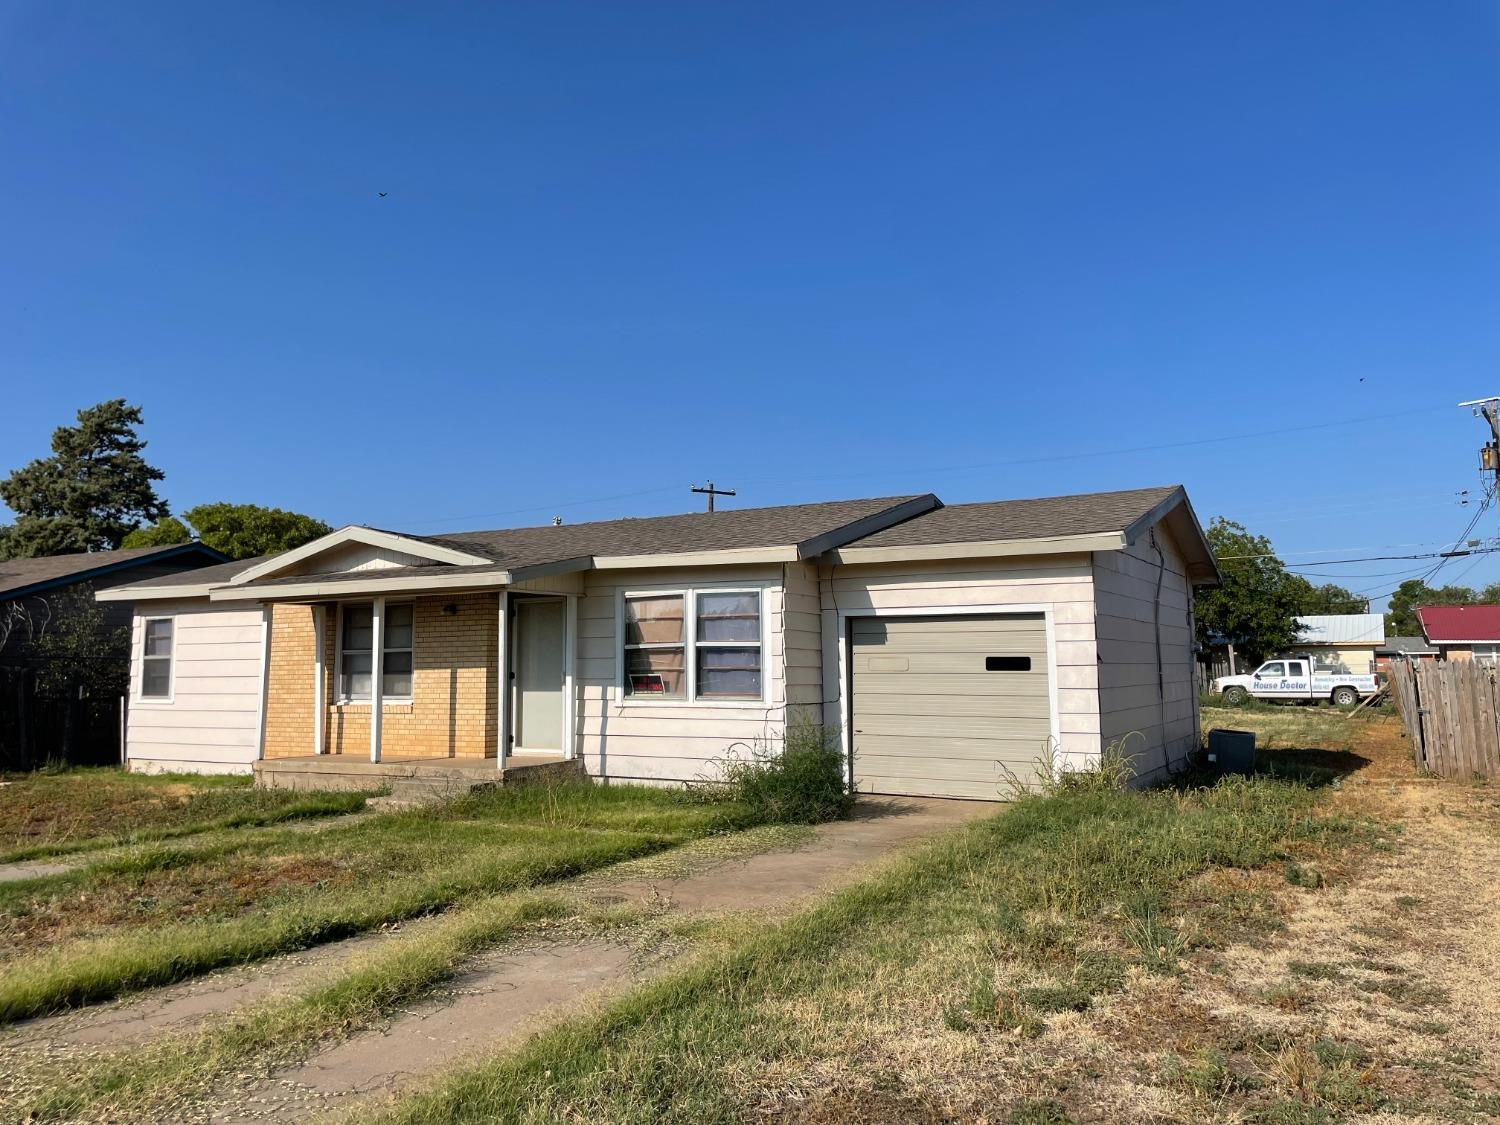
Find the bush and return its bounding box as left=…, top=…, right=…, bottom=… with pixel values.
left=717, top=720, right=852, bottom=825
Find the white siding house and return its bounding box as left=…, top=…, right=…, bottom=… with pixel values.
left=124, top=599, right=268, bottom=775
left=101, top=486, right=1219, bottom=796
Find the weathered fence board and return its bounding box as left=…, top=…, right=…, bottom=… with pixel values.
left=1390, top=660, right=1500, bottom=779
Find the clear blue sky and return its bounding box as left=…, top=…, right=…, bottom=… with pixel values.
left=3, top=2, right=1498, bottom=609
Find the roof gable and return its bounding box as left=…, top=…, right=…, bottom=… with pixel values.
left=227, top=527, right=494, bottom=585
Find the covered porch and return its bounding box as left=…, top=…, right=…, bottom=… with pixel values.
left=257, top=584, right=582, bottom=771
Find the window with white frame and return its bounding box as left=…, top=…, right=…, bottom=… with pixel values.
left=622, top=589, right=762, bottom=701
left=695, top=591, right=762, bottom=699
left=141, top=618, right=173, bottom=698
left=339, top=603, right=414, bottom=700
left=1473, top=643, right=1500, bottom=666
left=622, top=594, right=686, bottom=698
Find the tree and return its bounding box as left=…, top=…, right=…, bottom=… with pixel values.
left=0, top=400, right=169, bottom=556
left=1195, top=518, right=1306, bottom=664
left=121, top=517, right=194, bottom=549
left=26, top=584, right=129, bottom=762
left=1291, top=579, right=1369, bottom=616
left=177, top=503, right=332, bottom=560
left=1384, top=580, right=1477, bottom=637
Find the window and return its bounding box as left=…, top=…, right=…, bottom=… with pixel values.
left=1474, top=644, right=1500, bottom=666
left=142, top=618, right=173, bottom=698
left=622, top=588, right=763, bottom=701
left=1258, top=662, right=1285, bottom=677
left=339, top=603, right=414, bottom=701
left=695, top=591, right=761, bottom=699
left=623, top=594, right=686, bottom=698
left=1286, top=661, right=1305, bottom=677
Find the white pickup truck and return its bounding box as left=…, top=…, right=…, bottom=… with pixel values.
left=1212, top=656, right=1377, bottom=707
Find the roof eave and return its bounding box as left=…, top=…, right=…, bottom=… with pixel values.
left=826, top=531, right=1128, bottom=565
left=209, top=569, right=515, bottom=601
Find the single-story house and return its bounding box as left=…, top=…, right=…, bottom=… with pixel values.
left=1415, top=605, right=1500, bottom=665
left=1373, top=635, right=1439, bottom=670
left=1, top=542, right=230, bottom=766
left=1294, top=614, right=1385, bottom=675
left=98, top=485, right=1219, bottom=798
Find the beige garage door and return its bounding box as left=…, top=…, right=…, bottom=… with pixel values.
left=850, top=614, right=1052, bottom=800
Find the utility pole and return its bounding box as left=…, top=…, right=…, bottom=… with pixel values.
left=1460, top=397, right=1500, bottom=499
left=691, top=481, right=736, bottom=513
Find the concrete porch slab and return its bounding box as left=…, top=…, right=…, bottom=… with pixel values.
left=253, top=753, right=581, bottom=794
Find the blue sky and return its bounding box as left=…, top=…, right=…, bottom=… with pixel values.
left=2, top=2, right=1498, bottom=608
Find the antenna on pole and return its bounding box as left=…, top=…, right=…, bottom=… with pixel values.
left=691, top=481, right=736, bottom=513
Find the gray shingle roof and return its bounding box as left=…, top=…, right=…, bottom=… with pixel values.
left=116, top=555, right=271, bottom=591
left=841, top=486, right=1182, bottom=549
left=410, top=495, right=935, bottom=569
left=0, top=544, right=229, bottom=600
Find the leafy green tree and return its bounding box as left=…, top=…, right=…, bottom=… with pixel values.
left=1291, top=579, right=1369, bottom=616
left=1195, top=518, right=1306, bottom=664
left=0, top=400, right=169, bottom=556
left=121, top=517, right=194, bottom=549
left=178, top=503, right=332, bottom=560
left=0, top=524, right=13, bottom=561
left=1384, top=580, right=1477, bottom=638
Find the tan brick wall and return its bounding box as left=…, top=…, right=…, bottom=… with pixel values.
left=264, top=593, right=499, bottom=760
left=327, top=593, right=498, bottom=759
left=263, top=604, right=320, bottom=759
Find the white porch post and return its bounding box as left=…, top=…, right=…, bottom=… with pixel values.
left=563, top=595, right=578, bottom=761
left=312, top=605, right=326, bottom=756
left=496, top=591, right=510, bottom=770
left=369, top=596, right=384, bottom=763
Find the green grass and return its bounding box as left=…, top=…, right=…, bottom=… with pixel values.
left=0, top=782, right=764, bottom=1023
left=356, top=774, right=1364, bottom=1124
left=0, top=767, right=370, bottom=862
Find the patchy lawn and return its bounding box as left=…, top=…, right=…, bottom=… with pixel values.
left=0, top=781, right=764, bottom=1023
left=0, top=768, right=368, bottom=863
left=358, top=767, right=1383, bottom=1124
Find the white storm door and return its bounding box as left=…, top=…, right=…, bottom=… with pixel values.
left=514, top=599, right=565, bottom=752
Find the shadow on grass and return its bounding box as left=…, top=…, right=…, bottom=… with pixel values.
left=1170, top=746, right=1372, bottom=791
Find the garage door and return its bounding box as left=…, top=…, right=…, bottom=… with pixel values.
left=849, top=614, right=1052, bottom=800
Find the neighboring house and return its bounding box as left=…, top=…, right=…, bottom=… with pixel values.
left=0, top=543, right=230, bottom=766
left=1294, top=614, right=1385, bottom=675
left=1414, top=605, right=1500, bottom=664
left=98, top=485, right=1219, bottom=797
left=1373, top=636, right=1439, bottom=671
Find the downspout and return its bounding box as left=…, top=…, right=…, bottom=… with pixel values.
left=1149, top=530, right=1169, bottom=772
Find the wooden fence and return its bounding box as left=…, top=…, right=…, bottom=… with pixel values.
left=1389, top=659, right=1500, bottom=779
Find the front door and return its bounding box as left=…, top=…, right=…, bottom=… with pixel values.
left=514, top=599, right=565, bottom=752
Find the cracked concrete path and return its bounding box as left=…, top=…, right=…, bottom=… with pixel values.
left=216, top=796, right=994, bottom=1122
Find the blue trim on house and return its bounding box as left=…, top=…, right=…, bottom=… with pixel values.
left=0, top=543, right=231, bottom=602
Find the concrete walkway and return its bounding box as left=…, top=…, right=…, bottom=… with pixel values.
left=214, top=796, right=994, bottom=1122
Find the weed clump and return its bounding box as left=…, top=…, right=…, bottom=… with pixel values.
left=714, top=720, right=852, bottom=825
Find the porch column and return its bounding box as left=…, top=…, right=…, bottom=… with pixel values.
left=496, top=591, right=510, bottom=770
left=369, top=596, right=384, bottom=763
left=563, top=594, right=578, bottom=760
left=312, top=605, right=326, bottom=755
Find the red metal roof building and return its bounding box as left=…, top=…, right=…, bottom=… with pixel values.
left=1416, top=605, right=1500, bottom=664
